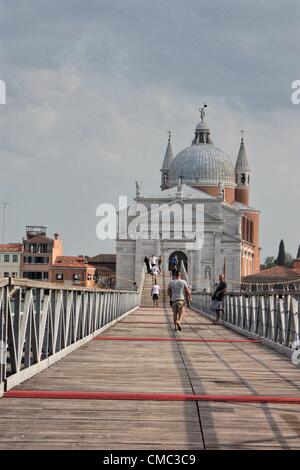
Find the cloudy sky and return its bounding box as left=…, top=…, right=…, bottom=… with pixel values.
left=0, top=0, right=299, bottom=260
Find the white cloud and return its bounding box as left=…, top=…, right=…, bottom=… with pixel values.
left=0, top=0, right=299, bottom=260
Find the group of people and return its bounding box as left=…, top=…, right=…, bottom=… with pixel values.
left=144, top=253, right=183, bottom=279
left=150, top=270, right=227, bottom=331
left=144, top=255, right=163, bottom=279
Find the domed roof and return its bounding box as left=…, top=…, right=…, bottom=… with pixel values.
left=168, top=144, right=235, bottom=186
left=161, top=106, right=237, bottom=190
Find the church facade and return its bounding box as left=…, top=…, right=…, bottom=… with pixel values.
left=116, top=107, right=260, bottom=291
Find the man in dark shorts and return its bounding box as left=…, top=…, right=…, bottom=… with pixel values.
left=211, top=274, right=227, bottom=323
left=151, top=282, right=160, bottom=307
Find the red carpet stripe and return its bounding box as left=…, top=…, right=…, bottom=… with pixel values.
left=120, top=321, right=211, bottom=325
left=5, top=390, right=300, bottom=404
left=94, top=336, right=259, bottom=343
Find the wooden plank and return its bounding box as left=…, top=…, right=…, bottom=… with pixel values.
left=0, top=303, right=299, bottom=449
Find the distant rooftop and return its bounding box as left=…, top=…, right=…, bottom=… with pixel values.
left=26, top=226, right=47, bottom=239
left=0, top=243, right=22, bottom=253
left=53, top=256, right=95, bottom=269
left=244, top=265, right=300, bottom=281
left=88, top=254, right=116, bottom=263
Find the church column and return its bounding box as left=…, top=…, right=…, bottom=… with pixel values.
left=161, top=244, right=168, bottom=273
left=192, top=233, right=203, bottom=291
left=233, top=248, right=241, bottom=289
left=214, top=231, right=222, bottom=280
left=193, top=248, right=202, bottom=290
left=135, top=238, right=143, bottom=287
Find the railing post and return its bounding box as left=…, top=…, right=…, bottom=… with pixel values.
left=0, top=283, right=8, bottom=395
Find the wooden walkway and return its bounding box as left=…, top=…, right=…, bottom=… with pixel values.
left=0, top=306, right=300, bottom=450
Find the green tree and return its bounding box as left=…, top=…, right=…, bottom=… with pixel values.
left=261, top=256, right=276, bottom=270
left=276, top=240, right=286, bottom=266
left=285, top=252, right=294, bottom=268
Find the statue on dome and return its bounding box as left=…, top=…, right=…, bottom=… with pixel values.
left=135, top=181, right=141, bottom=197
left=177, top=177, right=183, bottom=194
left=199, top=103, right=208, bottom=121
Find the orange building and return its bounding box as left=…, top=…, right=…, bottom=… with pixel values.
left=52, top=256, right=96, bottom=288
left=21, top=226, right=62, bottom=281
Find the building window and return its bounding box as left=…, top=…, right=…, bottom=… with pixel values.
left=12, top=272, right=17, bottom=278
left=242, top=216, right=254, bottom=244
left=56, top=273, right=63, bottom=281
left=4, top=272, right=9, bottom=277
left=4, top=255, right=9, bottom=262
left=43, top=272, right=49, bottom=280
left=13, top=255, right=18, bottom=263
left=241, top=173, right=246, bottom=184
left=35, top=257, right=48, bottom=264
left=25, top=272, right=43, bottom=280
left=73, top=274, right=80, bottom=281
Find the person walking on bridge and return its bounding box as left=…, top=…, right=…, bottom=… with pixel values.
left=171, top=254, right=178, bottom=269
left=158, top=255, right=163, bottom=274
left=144, top=255, right=151, bottom=274
left=168, top=270, right=192, bottom=331
left=150, top=254, right=157, bottom=270
left=151, top=264, right=159, bottom=284
left=151, top=282, right=160, bottom=307
left=211, top=274, right=227, bottom=324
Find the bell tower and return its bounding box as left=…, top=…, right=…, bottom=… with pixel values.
left=235, top=131, right=251, bottom=206
left=160, top=130, right=173, bottom=190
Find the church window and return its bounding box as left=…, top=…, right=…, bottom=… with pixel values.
left=164, top=173, right=168, bottom=182
left=242, top=216, right=254, bottom=244
left=241, top=173, right=246, bottom=184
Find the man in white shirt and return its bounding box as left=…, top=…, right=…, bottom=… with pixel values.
left=151, top=264, right=160, bottom=284
left=168, top=270, right=192, bottom=331
left=150, top=255, right=157, bottom=267
left=151, top=283, right=160, bottom=307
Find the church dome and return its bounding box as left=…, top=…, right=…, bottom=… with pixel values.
left=168, top=143, right=235, bottom=186
left=162, top=106, right=236, bottom=189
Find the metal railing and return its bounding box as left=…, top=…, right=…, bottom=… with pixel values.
left=0, top=278, right=140, bottom=394
left=192, top=291, right=300, bottom=357
left=179, top=260, right=190, bottom=286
